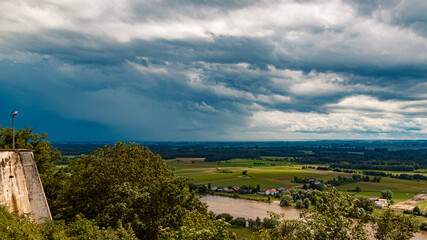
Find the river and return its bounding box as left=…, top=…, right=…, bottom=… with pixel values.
left=200, top=195, right=301, bottom=220
left=200, top=195, right=427, bottom=240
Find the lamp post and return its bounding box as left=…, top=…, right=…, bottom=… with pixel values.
left=10, top=110, right=18, bottom=149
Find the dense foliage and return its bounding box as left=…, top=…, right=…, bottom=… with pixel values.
left=330, top=163, right=417, bottom=172
left=373, top=208, right=418, bottom=240
left=326, top=174, right=380, bottom=187
left=54, top=142, right=231, bottom=239
left=259, top=189, right=418, bottom=240
left=0, top=205, right=136, bottom=240
left=363, top=171, right=427, bottom=181
left=1, top=126, right=231, bottom=239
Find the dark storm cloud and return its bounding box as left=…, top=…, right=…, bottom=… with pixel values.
left=348, top=0, right=427, bottom=37
left=0, top=0, right=427, bottom=140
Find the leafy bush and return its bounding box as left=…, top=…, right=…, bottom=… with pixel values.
left=230, top=217, right=246, bottom=227
left=374, top=208, right=418, bottom=240
left=381, top=190, right=393, bottom=200
left=413, top=206, right=421, bottom=215
left=216, top=213, right=233, bottom=222
left=280, top=195, right=293, bottom=207
left=0, top=205, right=136, bottom=240
left=295, top=199, right=304, bottom=209
left=303, top=198, right=310, bottom=209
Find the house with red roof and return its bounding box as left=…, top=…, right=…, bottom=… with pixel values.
left=265, top=189, right=278, bottom=195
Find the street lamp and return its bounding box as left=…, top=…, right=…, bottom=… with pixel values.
left=10, top=110, right=18, bottom=149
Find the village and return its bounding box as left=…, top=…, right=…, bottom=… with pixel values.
left=209, top=178, right=391, bottom=208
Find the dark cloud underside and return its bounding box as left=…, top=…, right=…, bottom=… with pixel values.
left=0, top=0, right=426, bottom=140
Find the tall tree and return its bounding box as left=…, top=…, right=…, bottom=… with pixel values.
left=373, top=208, right=418, bottom=240
left=55, top=142, right=230, bottom=239
left=258, top=189, right=370, bottom=240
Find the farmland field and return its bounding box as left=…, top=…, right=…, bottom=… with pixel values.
left=167, top=157, right=427, bottom=202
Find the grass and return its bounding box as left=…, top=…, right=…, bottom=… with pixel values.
left=350, top=191, right=420, bottom=203
left=336, top=177, right=426, bottom=203
left=167, top=157, right=427, bottom=203
left=416, top=200, right=427, bottom=212
left=229, top=227, right=255, bottom=240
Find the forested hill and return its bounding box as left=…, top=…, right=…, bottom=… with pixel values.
left=55, top=140, right=427, bottom=170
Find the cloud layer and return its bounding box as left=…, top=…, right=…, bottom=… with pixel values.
left=1, top=0, right=426, bottom=140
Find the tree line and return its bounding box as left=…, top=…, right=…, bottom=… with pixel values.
left=363, top=171, right=427, bottom=181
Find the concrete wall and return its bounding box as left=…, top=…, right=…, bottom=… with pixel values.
left=0, top=150, right=52, bottom=221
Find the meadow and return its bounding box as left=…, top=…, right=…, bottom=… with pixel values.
left=167, top=157, right=427, bottom=203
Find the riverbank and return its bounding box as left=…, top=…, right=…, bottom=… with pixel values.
left=201, top=195, right=427, bottom=240
left=200, top=195, right=301, bottom=220
left=201, top=191, right=277, bottom=203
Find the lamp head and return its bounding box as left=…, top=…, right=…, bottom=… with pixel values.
left=10, top=110, right=18, bottom=117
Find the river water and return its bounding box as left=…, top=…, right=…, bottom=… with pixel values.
left=200, top=195, right=427, bottom=240
left=200, top=195, right=301, bottom=220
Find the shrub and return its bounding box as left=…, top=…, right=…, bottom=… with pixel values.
left=413, top=206, right=421, bottom=215
left=303, top=198, right=310, bottom=209
left=295, top=199, right=304, bottom=209
left=381, top=190, right=393, bottom=200
left=230, top=217, right=246, bottom=227
left=216, top=213, right=233, bottom=222
left=280, top=195, right=293, bottom=207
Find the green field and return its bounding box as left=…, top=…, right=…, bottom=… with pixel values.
left=416, top=200, right=427, bottom=212
left=335, top=177, right=427, bottom=203
left=167, top=158, right=427, bottom=202
left=229, top=227, right=255, bottom=240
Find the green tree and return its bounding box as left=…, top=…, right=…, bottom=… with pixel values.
left=295, top=199, right=304, bottom=209
left=381, top=190, right=393, bottom=200
left=355, top=186, right=361, bottom=192
left=355, top=197, right=375, bottom=213
left=216, top=213, right=233, bottom=222
left=230, top=217, right=246, bottom=227
left=257, top=189, right=370, bottom=240
left=305, top=189, right=369, bottom=240
left=0, top=205, right=136, bottom=239
left=280, top=195, right=293, bottom=207
left=255, top=217, right=262, bottom=228
left=373, top=208, right=418, bottom=240
left=55, top=142, right=225, bottom=239
left=159, top=211, right=231, bottom=240
left=262, top=216, right=278, bottom=229
left=248, top=219, right=256, bottom=229
left=257, top=213, right=311, bottom=240
left=413, top=206, right=421, bottom=215
left=303, top=198, right=310, bottom=209
left=242, top=170, right=248, bottom=175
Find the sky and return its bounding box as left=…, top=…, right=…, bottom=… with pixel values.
left=1, top=0, right=427, bottom=141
